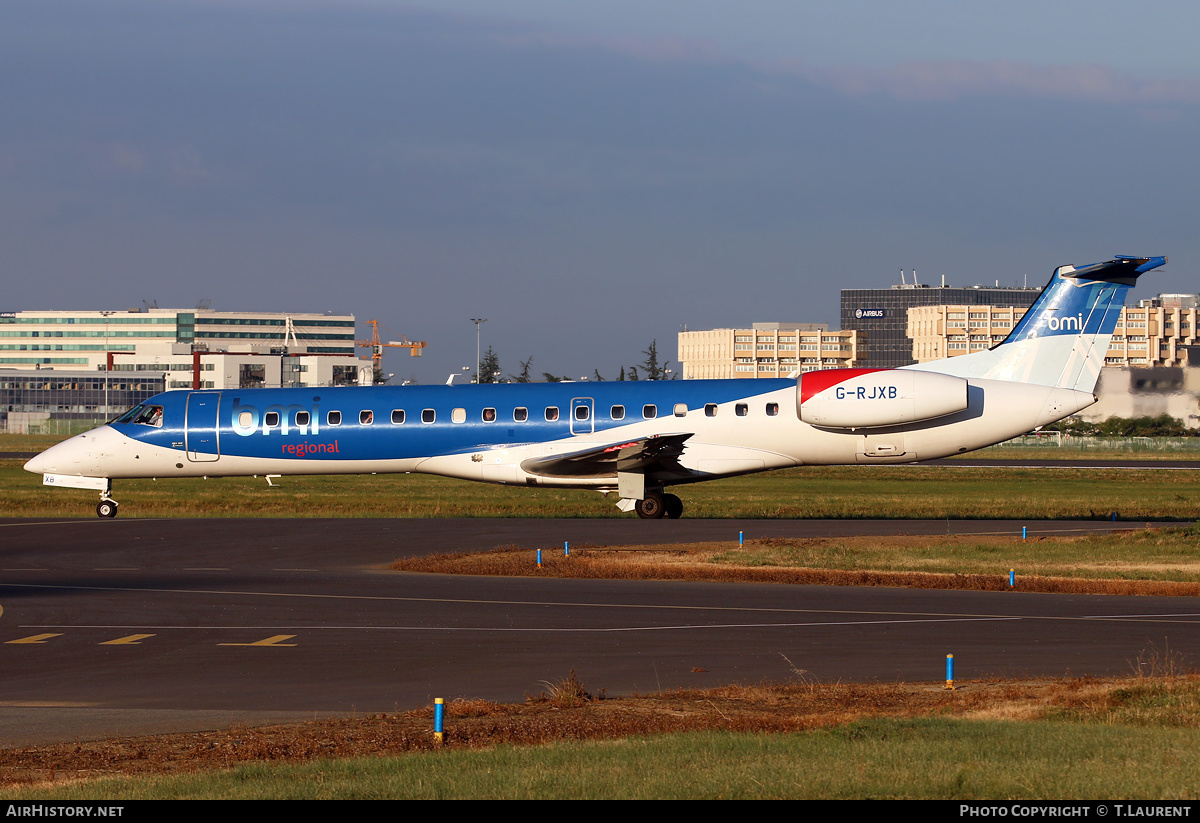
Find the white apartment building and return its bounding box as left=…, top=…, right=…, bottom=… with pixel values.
left=678, top=323, right=861, bottom=379
left=907, top=294, right=1200, bottom=368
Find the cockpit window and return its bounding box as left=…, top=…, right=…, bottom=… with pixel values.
left=114, top=405, right=145, bottom=424
left=116, top=404, right=164, bottom=427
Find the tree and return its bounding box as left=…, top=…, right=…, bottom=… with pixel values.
left=509, top=356, right=534, bottom=383
left=640, top=339, right=675, bottom=380
left=476, top=346, right=501, bottom=384
left=592, top=369, right=605, bottom=382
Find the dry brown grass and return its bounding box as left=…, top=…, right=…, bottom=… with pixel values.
left=3, top=674, right=1196, bottom=789
left=390, top=541, right=1200, bottom=597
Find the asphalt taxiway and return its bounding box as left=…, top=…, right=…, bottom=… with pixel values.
left=0, top=517, right=1197, bottom=746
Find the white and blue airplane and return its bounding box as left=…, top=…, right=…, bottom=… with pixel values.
left=25, top=254, right=1164, bottom=519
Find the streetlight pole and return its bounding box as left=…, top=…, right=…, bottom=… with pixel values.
left=100, top=311, right=116, bottom=419
left=470, top=318, right=487, bottom=383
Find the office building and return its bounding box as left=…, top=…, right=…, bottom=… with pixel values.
left=841, top=282, right=1041, bottom=369
left=0, top=308, right=363, bottom=391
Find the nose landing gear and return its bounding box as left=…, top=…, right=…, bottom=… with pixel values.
left=97, top=483, right=118, bottom=518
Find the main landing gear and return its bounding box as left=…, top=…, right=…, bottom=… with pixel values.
left=634, top=491, right=683, bottom=520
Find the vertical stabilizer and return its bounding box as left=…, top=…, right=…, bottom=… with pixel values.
left=908, top=255, right=1165, bottom=391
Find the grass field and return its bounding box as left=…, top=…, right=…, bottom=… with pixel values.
left=5, top=457, right=1200, bottom=521
left=390, top=526, right=1200, bottom=592
left=4, top=675, right=1200, bottom=799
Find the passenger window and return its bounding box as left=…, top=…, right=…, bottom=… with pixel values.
left=239, top=410, right=255, bottom=428
left=514, top=407, right=528, bottom=422
left=673, top=403, right=687, bottom=417
left=643, top=404, right=657, bottom=419
left=735, top=403, right=748, bottom=417
left=482, top=407, right=497, bottom=422
left=327, top=410, right=342, bottom=426
left=422, top=409, right=436, bottom=424
left=704, top=404, right=717, bottom=417
left=265, top=411, right=280, bottom=427
left=359, top=410, right=373, bottom=425
left=545, top=406, right=560, bottom=421
left=452, top=408, right=466, bottom=423
left=391, top=409, right=405, bottom=424
left=611, top=405, right=625, bottom=420
left=575, top=405, right=590, bottom=421
left=766, top=403, right=779, bottom=416
left=296, top=411, right=311, bottom=427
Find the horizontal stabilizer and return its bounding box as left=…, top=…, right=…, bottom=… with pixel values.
left=520, top=432, right=693, bottom=478
left=1063, top=255, right=1166, bottom=286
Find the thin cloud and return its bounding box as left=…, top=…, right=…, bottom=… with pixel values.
left=487, top=20, right=1200, bottom=106
left=774, top=59, right=1200, bottom=105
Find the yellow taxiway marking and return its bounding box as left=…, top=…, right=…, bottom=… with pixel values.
left=218, top=634, right=297, bottom=647
left=0, top=701, right=100, bottom=707
left=100, top=634, right=155, bottom=645
left=7, top=633, right=62, bottom=644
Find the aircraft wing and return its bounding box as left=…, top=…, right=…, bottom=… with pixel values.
left=519, top=432, right=693, bottom=478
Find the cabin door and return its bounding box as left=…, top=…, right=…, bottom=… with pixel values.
left=185, top=391, right=222, bottom=462
left=570, top=397, right=594, bottom=435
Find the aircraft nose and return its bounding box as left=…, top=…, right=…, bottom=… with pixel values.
left=22, top=428, right=111, bottom=476
left=23, top=437, right=80, bottom=475
left=23, top=451, right=48, bottom=474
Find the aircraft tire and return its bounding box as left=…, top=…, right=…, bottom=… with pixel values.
left=663, top=493, right=683, bottom=519
left=96, top=500, right=118, bottom=519
left=635, top=493, right=666, bottom=519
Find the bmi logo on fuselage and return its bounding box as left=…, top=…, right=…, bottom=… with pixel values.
left=230, top=398, right=320, bottom=437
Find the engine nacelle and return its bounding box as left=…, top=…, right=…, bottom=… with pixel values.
left=798, top=368, right=969, bottom=428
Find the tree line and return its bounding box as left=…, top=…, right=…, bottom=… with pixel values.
left=1043, top=414, right=1198, bottom=437
left=474, top=340, right=676, bottom=384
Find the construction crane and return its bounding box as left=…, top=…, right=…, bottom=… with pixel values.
left=357, top=320, right=426, bottom=378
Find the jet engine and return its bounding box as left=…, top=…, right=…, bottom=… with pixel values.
left=798, top=368, right=969, bottom=428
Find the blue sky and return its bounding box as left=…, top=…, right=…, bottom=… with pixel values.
left=3, top=1, right=1198, bottom=383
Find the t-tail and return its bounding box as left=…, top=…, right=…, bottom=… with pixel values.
left=908, top=255, right=1167, bottom=392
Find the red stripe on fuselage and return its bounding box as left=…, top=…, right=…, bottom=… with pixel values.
left=799, top=368, right=889, bottom=405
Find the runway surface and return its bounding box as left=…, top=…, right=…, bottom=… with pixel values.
left=0, top=516, right=1198, bottom=746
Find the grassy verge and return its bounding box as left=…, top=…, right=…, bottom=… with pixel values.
left=3, top=675, right=1200, bottom=799
left=390, top=526, right=1200, bottom=594
left=6, top=459, right=1200, bottom=520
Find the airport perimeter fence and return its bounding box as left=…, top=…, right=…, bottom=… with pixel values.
left=0, top=417, right=106, bottom=437
left=1000, top=434, right=1200, bottom=452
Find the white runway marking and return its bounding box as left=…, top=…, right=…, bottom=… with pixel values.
left=7, top=583, right=1200, bottom=633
